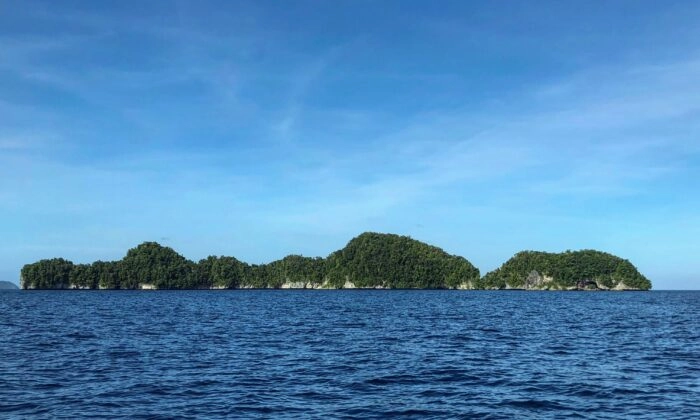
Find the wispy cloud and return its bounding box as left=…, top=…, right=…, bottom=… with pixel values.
left=1, top=2, right=699, bottom=288
left=271, top=47, right=344, bottom=143
left=253, top=53, right=700, bottom=234
left=0, top=136, right=39, bottom=151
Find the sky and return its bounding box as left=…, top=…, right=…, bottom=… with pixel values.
left=1, top=1, right=699, bottom=289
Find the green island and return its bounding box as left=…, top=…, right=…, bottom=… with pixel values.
left=481, top=250, right=652, bottom=290
left=19, top=232, right=651, bottom=290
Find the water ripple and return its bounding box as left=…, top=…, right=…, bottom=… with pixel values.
left=1, top=290, right=698, bottom=418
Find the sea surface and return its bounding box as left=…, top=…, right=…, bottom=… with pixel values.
left=1, top=290, right=698, bottom=419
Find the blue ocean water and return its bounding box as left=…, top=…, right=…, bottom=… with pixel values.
left=1, top=290, right=698, bottom=419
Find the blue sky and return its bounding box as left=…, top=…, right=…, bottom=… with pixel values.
left=1, top=1, right=699, bottom=289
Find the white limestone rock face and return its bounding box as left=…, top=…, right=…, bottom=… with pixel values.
left=281, top=281, right=307, bottom=289
left=614, top=282, right=635, bottom=291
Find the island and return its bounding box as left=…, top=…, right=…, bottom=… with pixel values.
left=0, top=280, right=19, bottom=290
left=19, top=232, right=651, bottom=290
left=481, top=250, right=652, bottom=290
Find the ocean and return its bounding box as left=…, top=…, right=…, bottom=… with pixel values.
left=1, top=290, right=698, bottom=418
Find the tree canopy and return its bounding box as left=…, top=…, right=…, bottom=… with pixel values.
left=20, top=233, right=650, bottom=290
left=325, top=232, right=480, bottom=288
left=481, top=250, right=652, bottom=290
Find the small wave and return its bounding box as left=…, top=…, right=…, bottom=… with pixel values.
left=0, top=402, right=41, bottom=413
left=380, top=408, right=451, bottom=417
left=365, top=375, right=420, bottom=386
left=65, top=331, right=99, bottom=340
left=2, top=289, right=699, bottom=418
left=505, top=398, right=570, bottom=410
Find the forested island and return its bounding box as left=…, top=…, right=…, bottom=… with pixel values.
left=19, top=232, right=651, bottom=290
left=481, top=250, right=652, bottom=290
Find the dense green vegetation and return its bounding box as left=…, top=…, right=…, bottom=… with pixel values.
left=19, top=233, right=651, bottom=290
left=324, top=233, right=479, bottom=288
left=20, top=232, right=479, bottom=290
left=20, top=258, right=74, bottom=290
left=482, top=250, right=652, bottom=290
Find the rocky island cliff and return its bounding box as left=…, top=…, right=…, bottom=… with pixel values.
left=19, top=233, right=651, bottom=290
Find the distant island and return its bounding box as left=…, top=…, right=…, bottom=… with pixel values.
left=0, top=280, right=19, bottom=290
left=19, top=232, right=651, bottom=290
left=482, top=250, right=652, bottom=291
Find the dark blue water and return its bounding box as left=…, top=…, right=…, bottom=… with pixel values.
left=1, top=291, right=698, bottom=419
